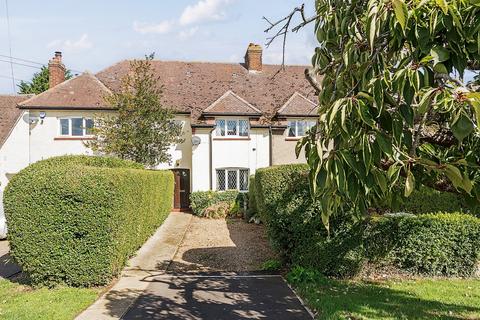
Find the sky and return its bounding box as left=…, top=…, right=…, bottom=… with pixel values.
left=0, top=0, right=316, bottom=94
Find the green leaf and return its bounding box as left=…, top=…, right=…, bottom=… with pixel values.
left=471, top=100, right=480, bottom=130
left=392, top=0, right=408, bottom=31
left=377, top=133, right=393, bottom=156
left=357, top=100, right=376, bottom=128
left=405, top=169, right=415, bottom=197
left=435, top=0, right=449, bottom=14
left=444, top=164, right=467, bottom=191
left=451, top=113, right=474, bottom=142
left=430, top=46, right=450, bottom=65
left=433, top=63, right=449, bottom=74
left=417, top=88, right=437, bottom=114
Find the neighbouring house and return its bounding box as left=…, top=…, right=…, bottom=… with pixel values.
left=0, top=94, right=33, bottom=238
left=0, top=44, right=318, bottom=215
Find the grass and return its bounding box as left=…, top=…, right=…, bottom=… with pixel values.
left=0, top=279, right=101, bottom=320
left=288, top=269, right=480, bottom=320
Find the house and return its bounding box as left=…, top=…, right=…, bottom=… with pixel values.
left=0, top=94, right=33, bottom=238
left=1, top=44, right=318, bottom=214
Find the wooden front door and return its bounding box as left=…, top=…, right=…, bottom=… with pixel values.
left=172, top=169, right=190, bottom=211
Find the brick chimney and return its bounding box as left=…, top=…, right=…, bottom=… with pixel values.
left=48, top=51, right=66, bottom=89
left=245, top=43, right=263, bottom=72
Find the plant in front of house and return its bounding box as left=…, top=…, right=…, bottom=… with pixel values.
left=4, top=155, right=174, bottom=287
left=286, top=0, right=480, bottom=231
left=190, top=191, right=246, bottom=219
left=87, top=54, right=183, bottom=168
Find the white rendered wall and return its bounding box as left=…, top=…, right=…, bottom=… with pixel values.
left=155, top=115, right=192, bottom=171
left=191, top=128, right=212, bottom=192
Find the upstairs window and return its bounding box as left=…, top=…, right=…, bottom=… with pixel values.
left=216, top=168, right=249, bottom=191
left=59, top=118, right=94, bottom=137
left=288, top=120, right=316, bottom=137
left=215, top=119, right=249, bottom=137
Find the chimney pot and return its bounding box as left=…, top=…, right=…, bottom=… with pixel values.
left=245, top=43, right=263, bottom=72
left=48, top=51, right=66, bottom=89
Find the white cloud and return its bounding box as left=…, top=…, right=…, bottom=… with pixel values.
left=47, top=34, right=93, bottom=52
left=179, top=0, right=233, bottom=26
left=133, top=20, right=174, bottom=34
left=178, top=27, right=199, bottom=39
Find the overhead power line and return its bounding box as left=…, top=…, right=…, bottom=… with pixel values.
left=0, top=54, right=44, bottom=66
left=4, top=0, right=15, bottom=93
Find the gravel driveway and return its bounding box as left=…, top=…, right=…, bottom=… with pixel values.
left=168, top=217, right=277, bottom=273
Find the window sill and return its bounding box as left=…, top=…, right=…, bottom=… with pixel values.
left=213, top=137, right=251, bottom=141
left=54, top=137, right=95, bottom=141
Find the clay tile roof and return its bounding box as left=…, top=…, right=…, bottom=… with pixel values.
left=277, top=92, right=318, bottom=117
left=0, top=94, right=33, bottom=147
left=96, top=60, right=317, bottom=123
left=203, top=91, right=262, bottom=115
left=19, top=72, right=113, bottom=110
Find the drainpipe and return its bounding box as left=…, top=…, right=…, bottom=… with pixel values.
left=268, top=126, right=273, bottom=167
left=209, top=128, right=214, bottom=190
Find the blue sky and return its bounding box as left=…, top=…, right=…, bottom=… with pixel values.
left=0, top=0, right=316, bottom=94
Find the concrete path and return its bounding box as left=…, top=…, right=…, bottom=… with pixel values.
left=77, top=212, right=193, bottom=320
left=0, top=241, right=21, bottom=279
left=78, top=213, right=313, bottom=320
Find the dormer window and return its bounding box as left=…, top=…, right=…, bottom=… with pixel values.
left=288, top=120, right=316, bottom=137
left=215, top=119, right=249, bottom=137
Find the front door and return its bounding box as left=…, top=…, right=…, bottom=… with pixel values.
left=172, top=169, right=190, bottom=211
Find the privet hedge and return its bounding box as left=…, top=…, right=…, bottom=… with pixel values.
left=4, top=155, right=173, bottom=287
left=254, top=164, right=480, bottom=277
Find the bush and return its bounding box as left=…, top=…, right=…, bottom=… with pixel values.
left=399, top=186, right=477, bottom=215
left=366, top=213, right=480, bottom=277
left=189, top=190, right=245, bottom=218
left=4, top=155, right=173, bottom=287
left=254, top=164, right=480, bottom=278
left=246, top=175, right=257, bottom=220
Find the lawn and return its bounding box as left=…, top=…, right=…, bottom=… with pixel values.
left=291, top=274, right=480, bottom=320
left=0, top=279, right=101, bottom=320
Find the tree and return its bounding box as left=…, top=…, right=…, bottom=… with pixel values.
left=267, top=1, right=480, bottom=230
left=87, top=55, right=183, bottom=168
left=18, top=66, right=73, bottom=94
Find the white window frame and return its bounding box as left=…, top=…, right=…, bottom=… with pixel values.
left=287, top=119, right=316, bottom=137
left=216, top=168, right=249, bottom=192
left=215, top=118, right=250, bottom=138
left=58, top=117, right=94, bottom=137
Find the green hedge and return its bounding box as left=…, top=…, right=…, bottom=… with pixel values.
left=254, top=164, right=480, bottom=278
left=189, top=190, right=245, bottom=217
left=4, top=156, right=173, bottom=287
left=246, top=175, right=257, bottom=220
left=366, top=213, right=480, bottom=277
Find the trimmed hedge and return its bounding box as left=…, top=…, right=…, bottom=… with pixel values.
left=246, top=175, right=257, bottom=220
left=189, top=190, right=245, bottom=218
left=4, top=155, right=173, bottom=287
left=254, top=164, right=480, bottom=278
left=366, top=213, right=480, bottom=277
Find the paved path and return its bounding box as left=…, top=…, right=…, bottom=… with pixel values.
left=0, top=241, right=21, bottom=279
left=78, top=213, right=313, bottom=320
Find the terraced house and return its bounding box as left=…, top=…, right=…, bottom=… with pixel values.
left=0, top=44, right=318, bottom=212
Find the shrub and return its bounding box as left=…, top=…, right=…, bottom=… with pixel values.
left=246, top=175, right=257, bottom=220
left=366, top=213, right=480, bottom=277
left=254, top=164, right=480, bottom=278
left=4, top=155, right=173, bottom=287
left=399, top=186, right=477, bottom=216
left=189, top=191, right=245, bottom=218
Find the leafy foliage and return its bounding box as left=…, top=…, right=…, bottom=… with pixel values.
left=4, top=156, right=173, bottom=287
left=189, top=190, right=245, bottom=218
left=18, top=66, right=73, bottom=94
left=87, top=54, right=183, bottom=168
left=254, top=164, right=480, bottom=277
left=299, top=0, right=480, bottom=230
